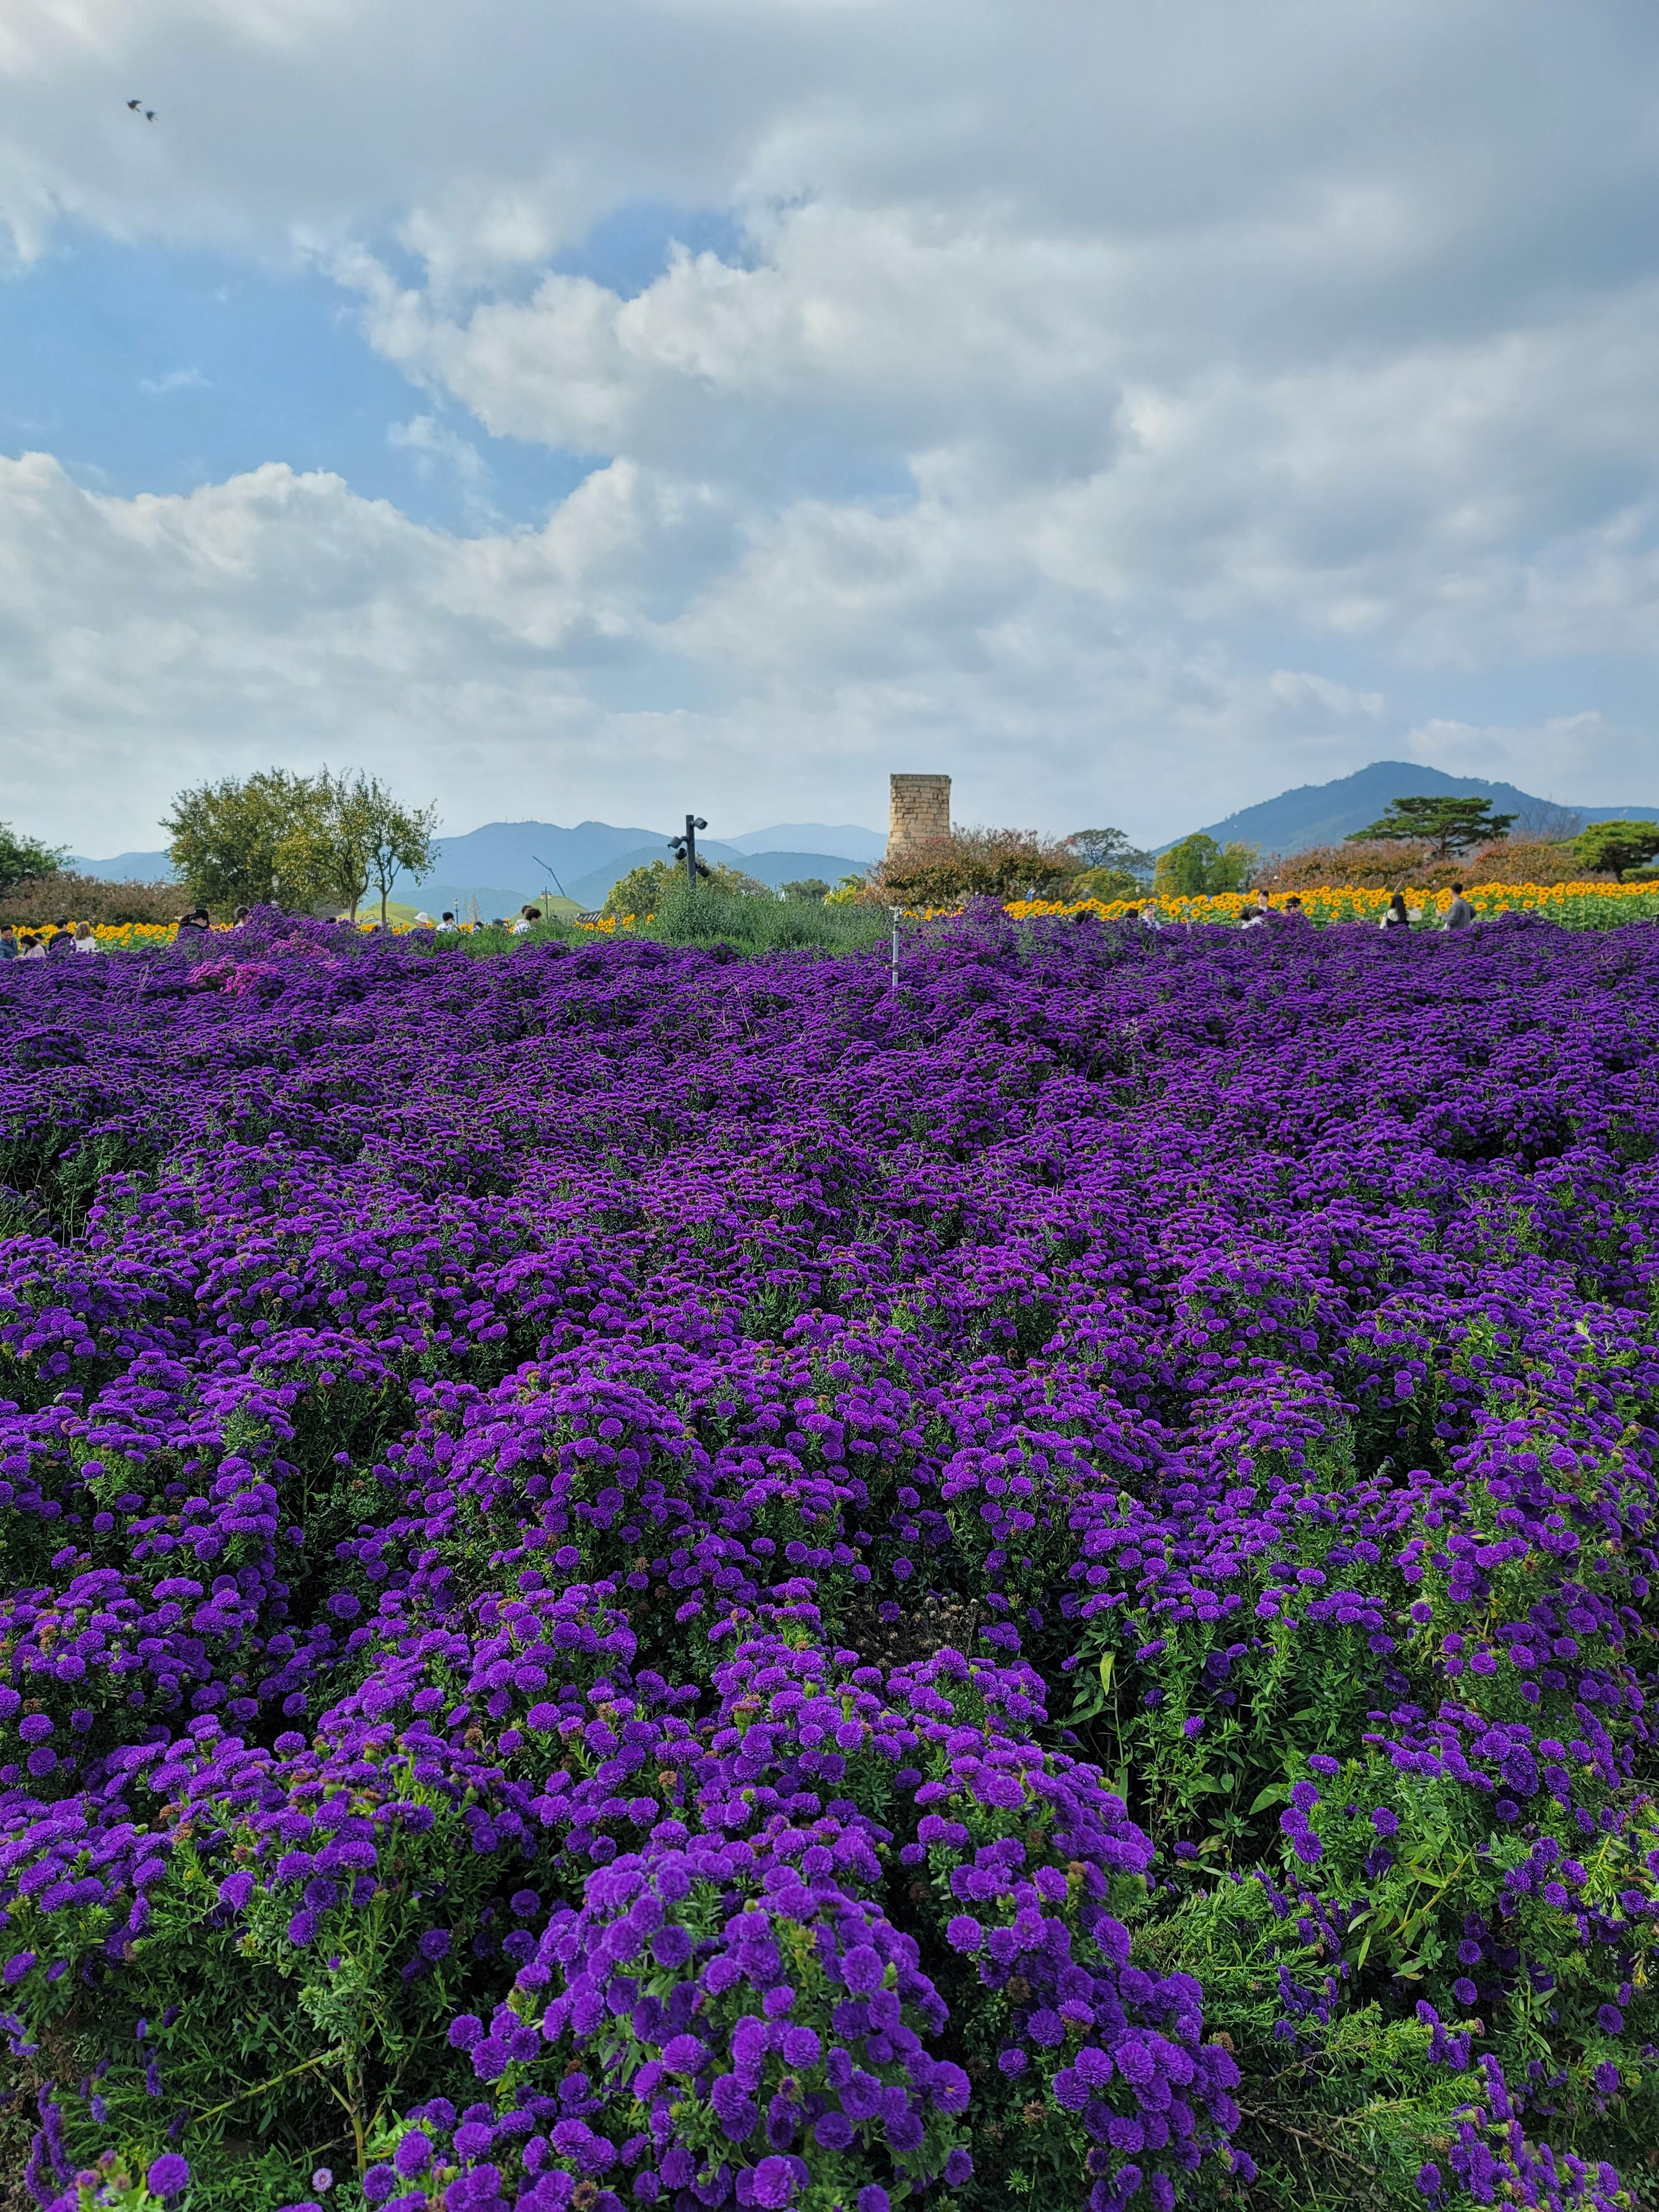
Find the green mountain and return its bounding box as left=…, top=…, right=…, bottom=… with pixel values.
left=1173, top=761, right=1658, bottom=856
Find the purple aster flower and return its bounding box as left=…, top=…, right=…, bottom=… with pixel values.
left=147, top=2154, right=190, bottom=2199
left=393, top=2133, right=431, bottom=2178
left=842, top=1947, right=884, bottom=1994
left=751, top=2154, right=797, bottom=2208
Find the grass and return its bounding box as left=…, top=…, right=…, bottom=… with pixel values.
left=420, top=886, right=892, bottom=959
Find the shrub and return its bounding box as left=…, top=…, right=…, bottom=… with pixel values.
left=867, top=829, right=1081, bottom=906
left=0, top=874, right=182, bottom=926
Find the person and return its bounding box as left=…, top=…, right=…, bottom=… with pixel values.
left=0, top=926, right=17, bottom=960
left=414, top=911, right=435, bottom=928
left=1443, top=882, right=1475, bottom=931
left=1380, top=891, right=1410, bottom=931
left=509, top=905, right=542, bottom=936
left=45, top=917, right=74, bottom=957
left=1241, top=888, right=1274, bottom=929
left=1140, top=901, right=1163, bottom=932
left=19, top=931, right=46, bottom=960
left=176, top=909, right=210, bottom=937
left=232, top=905, right=251, bottom=925
left=1284, top=896, right=1309, bottom=924
left=72, top=921, right=101, bottom=955
left=436, top=911, right=459, bottom=933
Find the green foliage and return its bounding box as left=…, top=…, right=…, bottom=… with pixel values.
left=0, top=817, right=67, bottom=891
left=780, top=877, right=832, bottom=901
left=163, top=769, right=439, bottom=919
left=164, top=768, right=330, bottom=913
left=1572, top=819, right=1659, bottom=881
left=13, top=1750, right=544, bottom=2208
left=1066, top=826, right=1151, bottom=875
left=1154, top=833, right=1257, bottom=896
left=1071, top=865, right=1146, bottom=902
left=361, top=779, right=439, bottom=929
left=603, top=857, right=676, bottom=915
left=1347, top=796, right=1515, bottom=857
left=641, top=879, right=889, bottom=952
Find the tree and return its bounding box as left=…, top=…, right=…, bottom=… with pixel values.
left=780, top=879, right=831, bottom=902
left=1066, top=827, right=1151, bottom=877
left=1346, top=796, right=1514, bottom=857
left=1071, top=866, right=1145, bottom=902
left=278, top=770, right=377, bottom=920
left=1153, top=834, right=1256, bottom=897
left=869, top=827, right=1081, bottom=906
left=361, top=779, right=439, bottom=928
left=164, top=770, right=331, bottom=912
left=0, top=820, right=67, bottom=892
left=1572, top=819, right=1659, bottom=881
left=603, top=859, right=677, bottom=916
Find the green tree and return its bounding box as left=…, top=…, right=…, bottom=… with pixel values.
left=1066, top=827, right=1151, bottom=876
left=163, top=769, right=332, bottom=913
left=361, top=780, right=440, bottom=928
left=780, top=878, right=831, bottom=902
left=1347, top=795, right=1515, bottom=856
left=1153, top=833, right=1256, bottom=896
left=0, top=820, right=67, bottom=891
left=1071, top=865, right=1145, bottom=902
left=1571, top=818, right=1659, bottom=881
left=603, top=859, right=677, bottom=916
left=277, top=769, right=378, bottom=920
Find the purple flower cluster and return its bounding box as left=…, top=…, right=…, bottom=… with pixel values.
left=1, top=906, right=1657, bottom=2210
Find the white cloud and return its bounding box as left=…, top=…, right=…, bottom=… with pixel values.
left=1, top=0, right=1658, bottom=847
left=138, top=366, right=207, bottom=395
left=6, top=447, right=1644, bottom=860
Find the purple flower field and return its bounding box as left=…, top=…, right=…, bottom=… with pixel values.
left=1, top=907, right=1656, bottom=2212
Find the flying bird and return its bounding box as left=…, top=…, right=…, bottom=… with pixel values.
left=127, top=98, right=141, bottom=109
left=145, top=111, right=155, bottom=121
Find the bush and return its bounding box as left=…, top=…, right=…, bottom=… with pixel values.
left=0, top=873, right=182, bottom=926
left=1254, top=838, right=1594, bottom=894
left=867, top=829, right=1081, bottom=906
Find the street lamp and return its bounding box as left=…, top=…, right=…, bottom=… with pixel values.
left=667, top=815, right=708, bottom=890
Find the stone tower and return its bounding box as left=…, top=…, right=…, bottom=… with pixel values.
left=887, top=773, right=951, bottom=859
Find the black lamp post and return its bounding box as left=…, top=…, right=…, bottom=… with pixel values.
left=667, top=815, right=708, bottom=890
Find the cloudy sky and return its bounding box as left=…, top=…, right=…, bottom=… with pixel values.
left=2, top=0, right=1657, bottom=853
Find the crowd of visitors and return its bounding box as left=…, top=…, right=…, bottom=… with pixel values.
left=0, top=887, right=1477, bottom=961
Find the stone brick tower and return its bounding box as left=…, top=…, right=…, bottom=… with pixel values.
left=887, top=773, right=951, bottom=860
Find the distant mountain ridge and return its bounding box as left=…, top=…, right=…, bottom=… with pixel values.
left=1172, top=763, right=1659, bottom=856
left=71, top=818, right=883, bottom=913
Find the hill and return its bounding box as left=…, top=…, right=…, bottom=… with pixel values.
left=1174, top=761, right=1659, bottom=856
left=724, top=823, right=884, bottom=863
left=73, top=818, right=880, bottom=912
